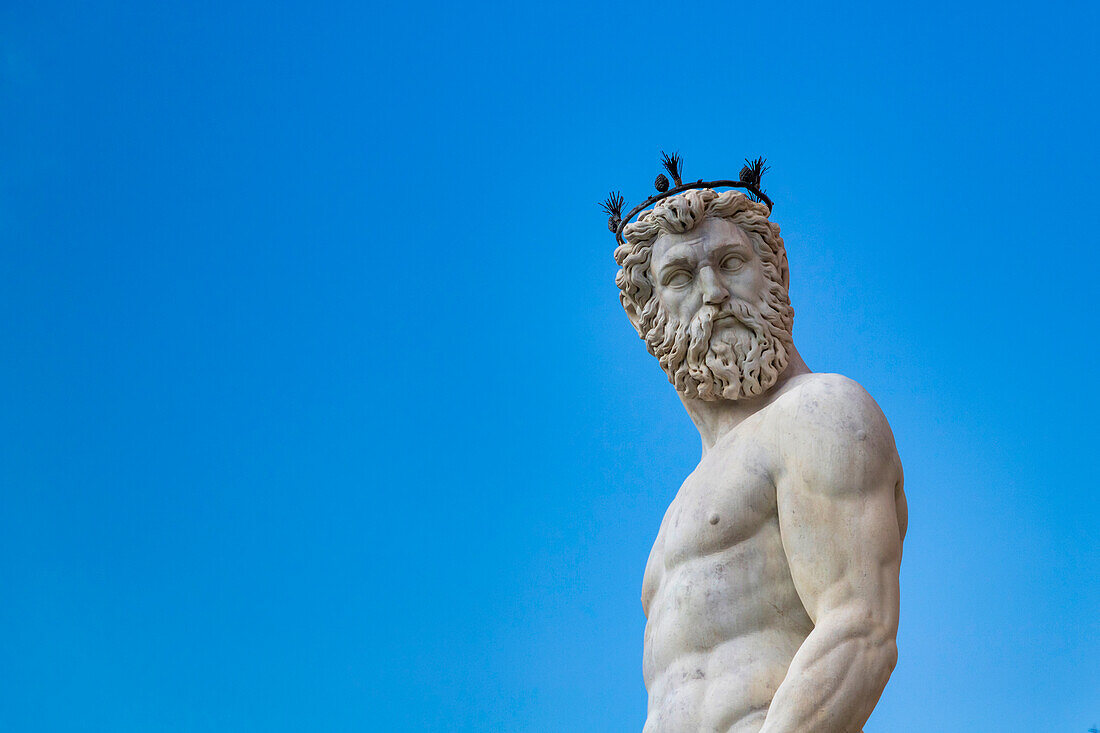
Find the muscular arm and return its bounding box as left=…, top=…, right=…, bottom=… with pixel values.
left=760, top=376, right=905, bottom=733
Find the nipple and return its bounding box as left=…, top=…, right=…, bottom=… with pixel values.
left=708, top=512, right=720, bottom=525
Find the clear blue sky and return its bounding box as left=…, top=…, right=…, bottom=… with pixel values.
left=2, top=1, right=1098, bottom=731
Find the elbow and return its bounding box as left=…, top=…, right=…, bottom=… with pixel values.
left=851, top=620, right=898, bottom=683
left=882, top=636, right=899, bottom=673
left=862, top=613, right=898, bottom=671
left=853, top=619, right=897, bottom=673
left=819, top=604, right=899, bottom=670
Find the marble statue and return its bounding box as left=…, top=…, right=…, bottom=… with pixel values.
left=609, top=171, right=907, bottom=732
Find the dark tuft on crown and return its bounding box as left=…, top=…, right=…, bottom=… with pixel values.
left=739, top=157, right=770, bottom=203
left=660, top=151, right=683, bottom=187
left=599, top=191, right=627, bottom=233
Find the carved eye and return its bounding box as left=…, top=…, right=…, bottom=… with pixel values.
left=663, top=270, right=693, bottom=288
left=720, top=253, right=745, bottom=271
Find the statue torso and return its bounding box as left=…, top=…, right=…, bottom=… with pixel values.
left=641, top=396, right=814, bottom=733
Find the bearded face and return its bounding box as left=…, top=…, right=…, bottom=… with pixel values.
left=632, top=217, right=793, bottom=401
left=643, top=295, right=792, bottom=400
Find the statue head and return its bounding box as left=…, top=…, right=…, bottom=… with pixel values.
left=614, top=189, right=794, bottom=401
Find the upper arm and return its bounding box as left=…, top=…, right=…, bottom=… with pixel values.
left=774, top=375, right=904, bottom=633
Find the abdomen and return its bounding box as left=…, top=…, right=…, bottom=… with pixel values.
left=643, top=527, right=813, bottom=731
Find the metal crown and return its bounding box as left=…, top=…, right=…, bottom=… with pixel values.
left=600, top=152, right=772, bottom=245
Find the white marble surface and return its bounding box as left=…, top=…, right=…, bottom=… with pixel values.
left=615, top=190, right=907, bottom=732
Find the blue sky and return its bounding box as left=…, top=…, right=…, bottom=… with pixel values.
left=2, top=1, right=1098, bottom=731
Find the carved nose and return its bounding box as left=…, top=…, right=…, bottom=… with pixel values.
left=700, top=268, right=729, bottom=305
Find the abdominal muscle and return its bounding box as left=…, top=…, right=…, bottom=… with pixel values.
left=642, top=526, right=814, bottom=733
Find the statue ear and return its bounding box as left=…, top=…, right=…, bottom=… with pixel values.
left=621, top=295, right=643, bottom=333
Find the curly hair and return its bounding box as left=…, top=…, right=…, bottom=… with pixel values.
left=614, top=188, right=790, bottom=329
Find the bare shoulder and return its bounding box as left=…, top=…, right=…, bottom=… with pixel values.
left=769, top=373, right=901, bottom=493
left=772, top=373, right=890, bottom=433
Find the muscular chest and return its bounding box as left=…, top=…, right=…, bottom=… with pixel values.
left=642, top=439, right=777, bottom=613
left=660, top=443, right=776, bottom=568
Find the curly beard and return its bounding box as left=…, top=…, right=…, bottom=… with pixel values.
left=642, top=295, right=793, bottom=401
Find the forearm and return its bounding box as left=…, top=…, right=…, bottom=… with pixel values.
left=758, top=611, right=897, bottom=732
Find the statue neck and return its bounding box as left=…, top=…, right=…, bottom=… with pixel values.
left=678, top=344, right=811, bottom=457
